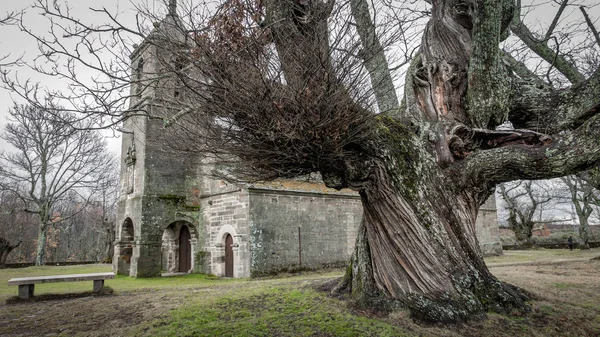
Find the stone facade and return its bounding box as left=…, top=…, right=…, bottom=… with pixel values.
left=475, top=197, right=503, bottom=256
left=247, top=187, right=361, bottom=276
left=112, top=7, right=502, bottom=278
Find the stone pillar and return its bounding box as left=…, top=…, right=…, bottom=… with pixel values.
left=18, top=284, right=34, bottom=299
left=114, top=242, right=133, bottom=276
left=213, top=244, right=225, bottom=276
left=476, top=195, right=503, bottom=256
left=232, top=242, right=240, bottom=278
left=131, top=241, right=162, bottom=277
left=93, top=280, right=105, bottom=293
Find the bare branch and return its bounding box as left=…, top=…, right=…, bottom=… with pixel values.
left=510, top=1, right=586, bottom=84
left=544, top=0, right=569, bottom=41
left=580, top=6, right=600, bottom=49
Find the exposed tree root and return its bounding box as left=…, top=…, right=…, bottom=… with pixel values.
left=331, top=220, right=531, bottom=323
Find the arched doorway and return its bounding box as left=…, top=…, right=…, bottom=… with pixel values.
left=178, top=225, right=191, bottom=272
left=225, top=234, right=234, bottom=277
left=117, top=218, right=134, bottom=275
left=161, top=221, right=197, bottom=274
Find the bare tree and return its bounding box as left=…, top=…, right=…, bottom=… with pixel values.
left=0, top=237, right=21, bottom=268
left=0, top=190, right=38, bottom=263
left=0, top=104, right=114, bottom=265
left=3, top=0, right=600, bottom=322
left=562, top=174, right=600, bottom=249
left=498, top=181, right=552, bottom=245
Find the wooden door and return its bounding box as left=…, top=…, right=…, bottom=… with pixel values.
left=178, top=226, right=191, bottom=272
left=225, top=234, right=234, bottom=277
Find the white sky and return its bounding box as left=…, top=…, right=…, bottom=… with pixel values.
left=0, top=0, right=159, bottom=155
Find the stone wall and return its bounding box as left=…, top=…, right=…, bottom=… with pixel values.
left=475, top=196, right=503, bottom=256
left=247, top=188, right=362, bottom=276
left=200, top=179, right=251, bottom=277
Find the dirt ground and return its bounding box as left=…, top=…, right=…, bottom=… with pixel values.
left=1, top=258, right=600, bottom=336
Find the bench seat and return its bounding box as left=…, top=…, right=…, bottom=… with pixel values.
left=8, top=272, right=115, bottom=299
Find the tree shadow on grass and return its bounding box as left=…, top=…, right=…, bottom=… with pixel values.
left=5, top=286, right=114, bottom=305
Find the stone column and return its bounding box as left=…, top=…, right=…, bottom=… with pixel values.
left=114, top=242, right=133, bottom=276
left=131, top=241, right=162, bottom=277
left=476, top=195, right=503, bottom=256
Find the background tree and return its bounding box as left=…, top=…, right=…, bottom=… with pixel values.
left=0, top=189, right=38, bottom=263
left=0, top=104, right=114, bottom=265
left=2, top=0, right=600, bottom=322
left=561, top=173, right=600, bottom=249
left=0, top=237, right=21, bottom=268
left=498, top=180, right=552, bottom=245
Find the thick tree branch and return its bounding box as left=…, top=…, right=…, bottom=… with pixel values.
left=461, top=113, right=600, bottom=189
left=544, top=0, right=569, bottom=41
left=467, top=0, right=512, bottom=129
left=510, top=67, right=600, bottom=133
left=580, top=6, right=600, bottom=48
left=501, top=50, right=549, bottom=88
left=349, top=0, right=398, bottom=112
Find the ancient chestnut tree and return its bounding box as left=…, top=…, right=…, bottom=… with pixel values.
left=2, top=0, right=600, bottom=322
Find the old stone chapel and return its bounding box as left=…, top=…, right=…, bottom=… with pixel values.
left=112, top=1, right=502, bottom=278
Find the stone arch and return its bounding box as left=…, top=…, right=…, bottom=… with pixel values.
left=161, top=220, right=198, bottom=274
left=116, top=217, right=135, bottom=275
left=214, top=225, right=241, bottom=277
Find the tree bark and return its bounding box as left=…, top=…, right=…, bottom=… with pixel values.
left=35, top=222, right=48, bottom=266
left=35, top=210, right=50, bottom=265
left=349, top=0, right=398, bottom=113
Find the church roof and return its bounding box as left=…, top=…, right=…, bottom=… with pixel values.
left=248, top=180, right=359, bottom=197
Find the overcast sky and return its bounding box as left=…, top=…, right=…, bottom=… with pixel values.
left=0, top=0, right=137, bottom=155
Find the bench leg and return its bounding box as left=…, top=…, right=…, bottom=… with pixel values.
left=93, top=279, right=104, bottom=293
left=18, top=284, right=34, bottom=299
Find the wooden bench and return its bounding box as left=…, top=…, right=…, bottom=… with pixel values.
left=8, top=272, right=115, bottom=299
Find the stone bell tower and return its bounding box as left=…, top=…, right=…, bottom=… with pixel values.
left=113, top=0, right=202, bottom=277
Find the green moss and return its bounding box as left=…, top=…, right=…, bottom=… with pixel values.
left=374, top=115, right=420, bottom=201
left=157, top=194, right=186, bottom=204
left=195, top=251, right=209, bottom=272
left=374, top=116, right=438, bottom=231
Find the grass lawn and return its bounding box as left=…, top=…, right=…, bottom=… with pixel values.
left=1, top=250, right=600, bottom=336
left=484, top=247, right=600, bottom=265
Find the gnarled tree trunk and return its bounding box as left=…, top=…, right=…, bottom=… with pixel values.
left=332, top=117, right=528, bottom=322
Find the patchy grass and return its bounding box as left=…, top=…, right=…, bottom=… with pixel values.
left=1, top=251, right=600, bottom=337
left=138, top=285, right=407, bottom=337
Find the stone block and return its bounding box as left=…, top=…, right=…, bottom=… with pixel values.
left=93, top=279, right=105, bottom=292
left=18, top=284, right=34, bottom=299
